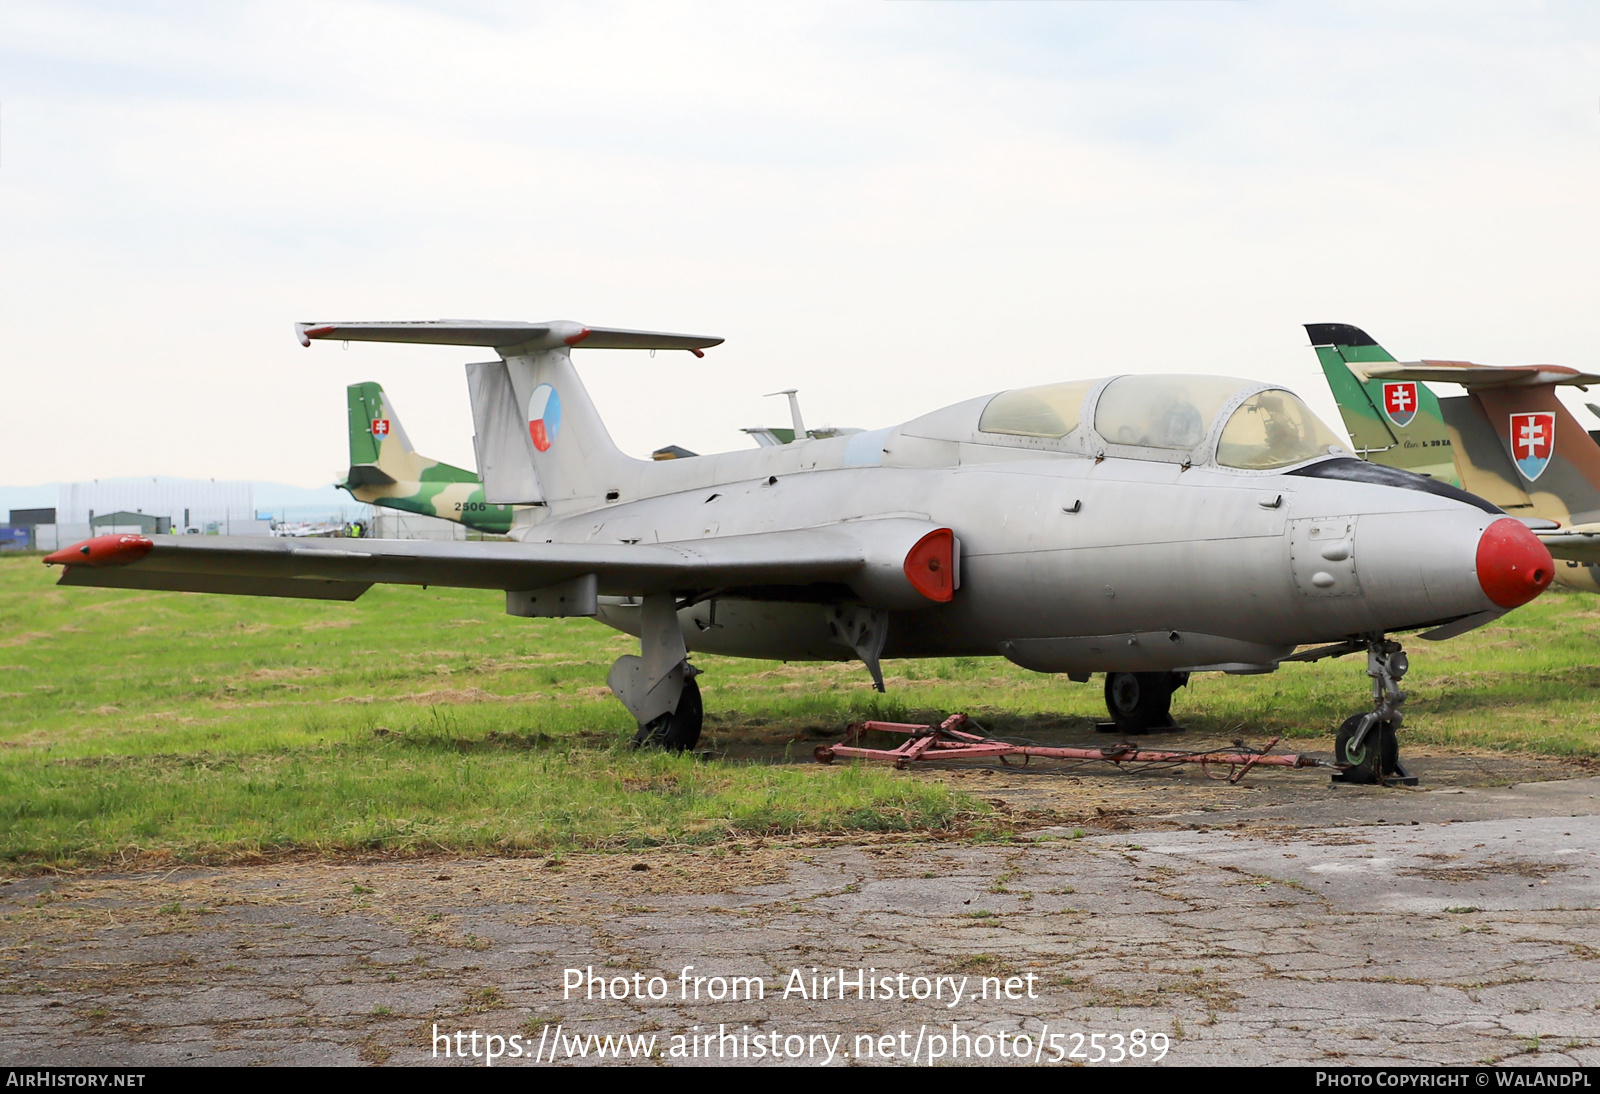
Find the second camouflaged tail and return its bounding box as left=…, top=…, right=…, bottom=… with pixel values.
left=340, top=382, right=515, bottom=534
left=1305, top=323, right=1460, bottom=486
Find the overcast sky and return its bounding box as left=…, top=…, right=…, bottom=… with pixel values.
left=2, top=1, right=1597, bottom=487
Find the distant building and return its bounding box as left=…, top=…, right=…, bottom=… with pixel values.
left=30, top=478, right=270, bottom=551
left=3, top=509, right=57, bottom=551
left=58, top=479, right=255, bottom=533
left=90, top=511, right=172, bottom=535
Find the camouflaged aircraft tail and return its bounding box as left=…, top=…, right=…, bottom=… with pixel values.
left=341, top=382, right=514, bottom=534
left=1307, top=326, right=1600, bottom=591
left=1304, top=323, right=1460, bottom=485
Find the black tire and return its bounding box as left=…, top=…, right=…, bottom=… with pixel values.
left=632, top=677, right=703, bottom=752
left=1334, top=713, right=1397, bottom=784
left=1103, top=672, right=1177, bottom=734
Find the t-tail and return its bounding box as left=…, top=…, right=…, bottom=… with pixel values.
left=341, top=382, right=515, bottom=534
left=299, top=320, right=724, bottom=526
left=1305, top=323, right=1460, bottom=485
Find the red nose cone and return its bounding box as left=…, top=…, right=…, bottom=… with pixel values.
left=43, top=534, right=154, bottom=568
left=1476, top=518, right=1553, bottom=609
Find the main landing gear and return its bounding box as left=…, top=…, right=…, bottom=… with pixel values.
left=607, top=594, right=704, bottom=753
left=633, top=676, right=703, bottom=752
left=1102, top=671, right=1189, bottom=734
left=1331, top=638, right=1416, bottom=786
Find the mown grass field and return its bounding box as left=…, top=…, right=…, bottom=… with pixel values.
left=1, top=552, right=1597, bottom=870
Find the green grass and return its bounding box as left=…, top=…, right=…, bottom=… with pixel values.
left=0, top=552, right=1596, bottom=869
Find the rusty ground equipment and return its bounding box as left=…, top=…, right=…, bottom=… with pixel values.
left=813, top=713, right=1333, bottom=784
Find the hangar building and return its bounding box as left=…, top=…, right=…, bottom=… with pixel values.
left=23, top=479, right=271, bottom=550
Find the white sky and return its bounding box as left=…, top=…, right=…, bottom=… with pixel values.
left=2, top=1, right=1598, bottom=486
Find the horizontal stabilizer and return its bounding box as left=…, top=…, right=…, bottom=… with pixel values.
left=297, top=319, right=722, bottom=356
left=342, top=465, right=396, bottom=488
left=1538, top=524, right=1600, bottom=565
left=1355, top=360, right=1600, bottom=389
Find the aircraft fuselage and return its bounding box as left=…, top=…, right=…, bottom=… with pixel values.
left=529, top=437, right=1530, bottom=676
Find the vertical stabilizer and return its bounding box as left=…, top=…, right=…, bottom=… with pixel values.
left=347, top=382, right=425, bottom=481
left=497, top=348, right=643, bottom=512
left=1304, top=323, right=1460, bottom=485
left=1472, top=386, right=1600, bottom=525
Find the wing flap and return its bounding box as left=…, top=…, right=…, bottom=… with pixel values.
left=57, top=567, right=372, bottom=600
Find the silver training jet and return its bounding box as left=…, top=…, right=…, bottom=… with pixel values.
left=47, top=320, right=1555, bottom=783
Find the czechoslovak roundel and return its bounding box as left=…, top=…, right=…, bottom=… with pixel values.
left=528, top=384, right=562, bottom=453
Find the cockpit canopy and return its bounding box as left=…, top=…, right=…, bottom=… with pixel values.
left=977, top=374, right=1349, bottom=471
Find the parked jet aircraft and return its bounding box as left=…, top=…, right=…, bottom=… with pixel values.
left=741, top=389, right=862, bottom=448
left=1308, top=323, right=1600, bottom=591
left=45, top=319, right=1555, bottom=783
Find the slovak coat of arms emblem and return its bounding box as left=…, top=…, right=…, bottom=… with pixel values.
left=1510, top=412, right=1555, bottom=481
left=1381, top=382, right=1418, bottom=428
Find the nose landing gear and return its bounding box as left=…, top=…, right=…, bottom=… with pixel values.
left=1332, top=638, right=1417, bottom=786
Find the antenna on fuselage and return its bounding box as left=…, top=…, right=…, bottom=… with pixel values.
left=765, top=389, right=806, bottom=438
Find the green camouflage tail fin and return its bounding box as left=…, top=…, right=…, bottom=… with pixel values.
left=341, top=382, right=514, bottom=533
left=1304, top=323, right=1460, bottom=486
left=347, top=381, right=431, bottom=483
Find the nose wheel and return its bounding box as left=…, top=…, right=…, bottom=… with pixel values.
left=1102, top=671, right=1188, bottom=734
left=1332, top=639, right=1416, bottom=786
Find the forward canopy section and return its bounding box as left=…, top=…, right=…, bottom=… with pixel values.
left=294, top=319, right=723, bottom=357
left=42, top=520, right=958, bottom=612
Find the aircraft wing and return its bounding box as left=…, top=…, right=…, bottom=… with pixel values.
left=44, top=520, right=958, bottom=610
left=294, top=319, right=723, bottom=356
left=1537, top=524, right=1600, bottom=565
left=1357, top=360, right=1600, bottom=389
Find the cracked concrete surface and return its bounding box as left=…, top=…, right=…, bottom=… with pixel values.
left=3, top=758, right=1599, bottom=1066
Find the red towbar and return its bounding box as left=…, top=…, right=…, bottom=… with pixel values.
left=814, top=714, right=1329, bottom=784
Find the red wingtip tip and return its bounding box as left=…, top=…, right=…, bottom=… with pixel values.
left=299, top=324, right=336, bottom=347
left=44, top=534, right=154, bottom=569
left=564, top=327, right=592, bottom=347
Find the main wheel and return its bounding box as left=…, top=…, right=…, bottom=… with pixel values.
left=1103, top=672, right=1178, bottom=734
left=632, top=677, right=703, bottom=752
left=1334, top=714, right=1397, bottom=784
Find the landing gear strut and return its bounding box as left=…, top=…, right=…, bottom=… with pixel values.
left=1332, top=638, right=1416, bottom=786
left=1102, top=671, right=1189, bottom=734
left=608, top=593, right=705, bottom=753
